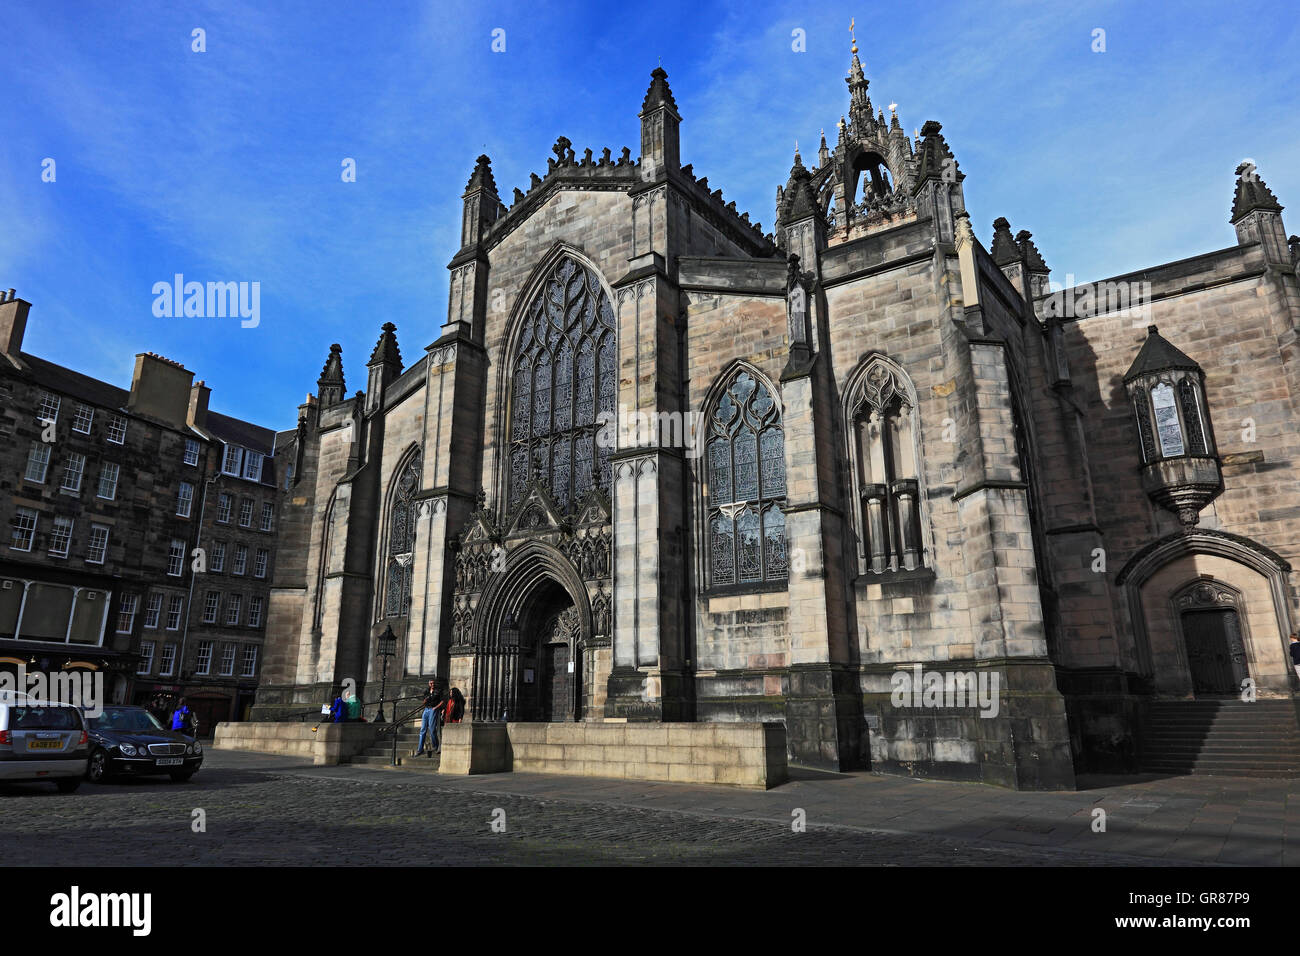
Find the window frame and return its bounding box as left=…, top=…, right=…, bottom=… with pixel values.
left=25, top=442, right=51, bottom=484
left=177, top=481, right=194, bottom=518
left=86, top=524, right=109, bottom=564
left=136, top=639, right=155, bottom=675
left=159, top=643, right=177, bottom=677
left=166, top=595, right=184, bottom=631
left=144, top=593, right=163, bottom=629
left=37, top=391, right=61, bottom=424
left=72, top=403, right=94, bottom=435
left=166, top=538, right=186, bottom=577
left=60, top=453, right=85, bottom=494
left=117, top=594, right=140, bottom=634
left=195, top=641, right=213, bottom=676
left=106, top=414, right=127, bottom=445
left=48, top=516, right=74, bottom=558
left=202, top=591, right=220, bottom=624
left=97, top=462, right=120, bottom=500
left=11, top=507, right=38, bottom=552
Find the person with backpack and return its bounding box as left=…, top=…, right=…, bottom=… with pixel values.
left=171, top=697, right=191, bottom=733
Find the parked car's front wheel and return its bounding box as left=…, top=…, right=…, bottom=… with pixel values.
left=169, top=771, right=194, bottom=783
left=86, top=750, right=112, bottom=783
left=55, top=778, right=80, bottom=793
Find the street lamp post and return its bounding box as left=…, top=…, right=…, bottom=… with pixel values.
left=374, top=625, right=397, bottom=724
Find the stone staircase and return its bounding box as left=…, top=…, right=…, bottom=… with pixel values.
left=343, top=725, right=441, bottom=773
left=1141, top=699, right=1300, bottom=777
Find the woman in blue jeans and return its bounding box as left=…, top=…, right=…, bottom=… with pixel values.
left=416, top=680, right=444, bottom=755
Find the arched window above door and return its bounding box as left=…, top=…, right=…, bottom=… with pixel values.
left=507, top=255, right=616, bottom=514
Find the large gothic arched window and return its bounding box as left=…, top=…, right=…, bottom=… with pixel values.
left=508, top=256, right=616, bottom=513
left=385, top=453, right=420, bottom=618
left=705, top=370, right=787, bottom=588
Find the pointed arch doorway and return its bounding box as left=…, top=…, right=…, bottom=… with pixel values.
left=514, top=580, right=580, bottom=722
left=471, top=555, right=588, bottom=723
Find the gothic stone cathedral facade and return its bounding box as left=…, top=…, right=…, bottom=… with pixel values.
left=253, top=53, right=1300, bottom=789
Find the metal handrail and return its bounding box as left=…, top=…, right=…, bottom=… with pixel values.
left=379, top=701, right=439, bottom=766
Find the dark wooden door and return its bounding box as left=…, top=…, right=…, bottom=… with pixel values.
left=540, top=643, right=569, bottom=722
left=1181, top=609, right=1246, bottom=696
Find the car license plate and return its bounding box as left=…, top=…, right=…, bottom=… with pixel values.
left=156, top=757, right=183, bottom=766
left=28, top=740, right=62, bottom=750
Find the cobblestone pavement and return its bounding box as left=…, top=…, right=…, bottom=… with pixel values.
left=0, top=751, right=1210, bottom=867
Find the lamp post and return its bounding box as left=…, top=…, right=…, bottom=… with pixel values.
left=375, top=625, right=397, bottom=724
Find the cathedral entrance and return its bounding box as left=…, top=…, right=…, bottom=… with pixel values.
left=1180, top=608, right=1248, bottom=697
left=471, top=572, right=585, bottom=723
left=514, top=580, right=579, bottom=722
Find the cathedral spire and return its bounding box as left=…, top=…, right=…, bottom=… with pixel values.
left=845, top=18, right=872, bottom=129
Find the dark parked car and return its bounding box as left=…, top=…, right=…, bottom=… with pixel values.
left=83, top=706, right=203, bottom=783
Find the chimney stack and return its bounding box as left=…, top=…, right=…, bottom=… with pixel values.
left=188, top=380, right=211, bottom=429
left=0, top=291, right=31, bottom=360
left=128, top=352, right=195, bottom=428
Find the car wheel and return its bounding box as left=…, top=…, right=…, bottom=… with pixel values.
left=55, top=778, right=81, bottom=794
left=86, top=749, right=111, bottom=783
left=169, top=771, right=194, bottom=783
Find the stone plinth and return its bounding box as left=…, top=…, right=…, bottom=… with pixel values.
left=212, top=720, right=380, bottom=765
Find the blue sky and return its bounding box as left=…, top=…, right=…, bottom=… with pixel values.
left=4, top=0, right=1297, bottom=430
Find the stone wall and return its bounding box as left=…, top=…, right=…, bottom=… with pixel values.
left=439, top=720, right=787, bottom=789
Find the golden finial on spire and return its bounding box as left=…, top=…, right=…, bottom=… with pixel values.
left=849, top=17, right=858, bottom=55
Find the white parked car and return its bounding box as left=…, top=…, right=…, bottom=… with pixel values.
left=0, top=694, right=90, bottom=793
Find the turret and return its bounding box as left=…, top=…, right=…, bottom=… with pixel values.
left=1231, top=161, right=1290, bottom=266
left=461, top=155, right=504, bottom=249
left=364, top=323, right=403, bottom=417
left=317, top=343, right=345, bottom=407
left=639, top=67, right=680, bottom=180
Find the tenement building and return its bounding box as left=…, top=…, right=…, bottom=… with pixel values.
left=0, top=292, right=282, bottom=731
left=255, top=45, right=1300, bottom=787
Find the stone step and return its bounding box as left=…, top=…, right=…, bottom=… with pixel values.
left=1140, top=700, right=1300, bottom=777
left=343, top=753, right=441, bottom=771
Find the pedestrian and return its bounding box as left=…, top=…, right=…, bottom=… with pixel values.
left=171, top=697, right=191, bottom=733
left=1290, top=632, right=1300, bottom=681
left=344, top=689, right=362, bottom=721
left=448, top=687, right=465, bottom=724
left=416, top=680, right=444, bottom=756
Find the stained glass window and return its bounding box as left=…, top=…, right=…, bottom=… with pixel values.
left=1150, top=383, right=1184, bottom=457
left=385, top=454, right=420, bottom=617
left=508, top=256, right=616, bottom=510
left=705, top=370, right=787, bottom=588
left=1178, top=379, right=1207, bottom=455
